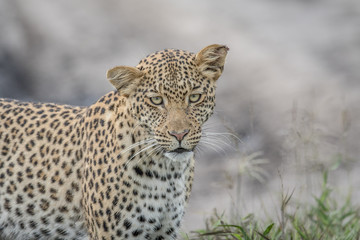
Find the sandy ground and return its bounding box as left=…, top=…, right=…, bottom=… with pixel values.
left=1, top=0, right=360, bottom=232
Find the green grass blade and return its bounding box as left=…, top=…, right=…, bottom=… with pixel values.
left=263, top=223, right=274, bottom=235
left=219, top=225, right=251, bottom=240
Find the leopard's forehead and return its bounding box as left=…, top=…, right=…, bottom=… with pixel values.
left=137, top=48, right=195, bottom=70
left=136, top=49, right=203, bottom=100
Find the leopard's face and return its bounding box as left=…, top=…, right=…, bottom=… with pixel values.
left=129, top=51, right=217, bottom=155
left=107, top=45, right=228, bottom=161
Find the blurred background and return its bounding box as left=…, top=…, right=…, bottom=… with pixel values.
left=1, top=0, right=359, bottom=232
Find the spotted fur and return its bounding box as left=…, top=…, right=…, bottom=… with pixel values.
left=0, top=44, right=228, bottom=240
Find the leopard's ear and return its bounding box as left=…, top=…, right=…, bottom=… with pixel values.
left=107, top=66, right=144, bottom=96
left=195, top=44, right=229, bottom=81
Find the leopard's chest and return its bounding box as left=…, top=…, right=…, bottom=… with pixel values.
left=119, top=160, right=189, bottom=239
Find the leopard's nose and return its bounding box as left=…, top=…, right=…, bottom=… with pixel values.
left=168, top=129, right=189, bottom=142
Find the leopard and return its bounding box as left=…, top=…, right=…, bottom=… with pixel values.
left=0, top=44, right=229, bottom=240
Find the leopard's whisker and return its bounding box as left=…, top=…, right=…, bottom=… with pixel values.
left=194, top=144, right=205, bottom=156
left=127, top=142, right=158, bottom=163
left=197, top=139, right=227, bottom=155
left=203, top=132, right=242, bottom=143
left=137, top=145, right=163, bottom=165
left=201, top=135, right=237, bottom=151
left=121, top=139, right=156, bottom=154
left=123, top=141, right=158, bottom=167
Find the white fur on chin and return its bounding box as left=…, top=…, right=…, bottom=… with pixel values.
left=164, top=151, right=194, bottom=162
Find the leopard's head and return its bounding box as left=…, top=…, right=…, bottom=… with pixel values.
left=107, top=44, right=228, bottom=161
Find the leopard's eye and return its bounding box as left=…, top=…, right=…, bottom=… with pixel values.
left=150, top=96, right=163, bottom=105
left=189, top=94, right=202, bottom=103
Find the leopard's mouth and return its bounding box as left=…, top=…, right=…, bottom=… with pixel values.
left=164, top=148, right=194, bottom=162
left=170, top=147, right=190, bottom=154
